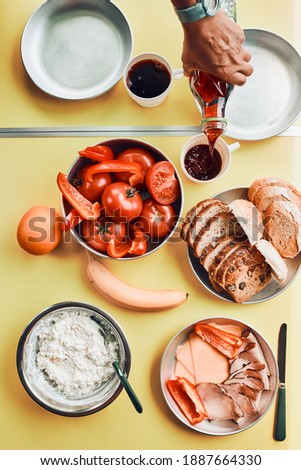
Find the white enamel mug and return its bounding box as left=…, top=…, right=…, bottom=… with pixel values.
left=180, top=133, right=240, bottom=183
left=123, top=52, right=183, bottom=107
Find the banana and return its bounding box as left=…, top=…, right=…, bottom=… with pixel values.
left=86, top=254, right=188, bottom=311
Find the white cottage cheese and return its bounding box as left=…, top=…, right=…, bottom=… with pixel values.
left=36, top=311, right=117, bottom=397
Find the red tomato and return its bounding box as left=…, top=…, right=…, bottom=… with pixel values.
left=82, top=217, right=127, bottom=252
left=101, top=182, right=143, bottom=222
left=145, top=161, right=179, bottom=204
left=76, top=165, right=112, bottom=202
left=137, top=198, right=176, bottom=239
left=115, top=148, right=156, bottom=187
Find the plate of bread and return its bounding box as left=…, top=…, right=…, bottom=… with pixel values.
left=161, top=317, right=277, bottom=435
left=181, top=177, right=301, bottom=303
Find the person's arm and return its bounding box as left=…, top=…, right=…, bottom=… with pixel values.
left=170, top=1, right=253, bottom=85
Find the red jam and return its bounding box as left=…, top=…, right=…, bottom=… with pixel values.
left=184, top=145, right=222, bottom=181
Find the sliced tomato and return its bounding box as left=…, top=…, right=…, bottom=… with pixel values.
left=137, top=198, right=176, bottom=239
left=57, top=172, right=101, bottom=220
left=78, top=145, right=114, bottom=162
left=145, top=161, right=180, bottom=204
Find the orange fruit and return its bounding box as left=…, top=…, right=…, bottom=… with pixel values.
left=17, top=205, right=63, bottom=255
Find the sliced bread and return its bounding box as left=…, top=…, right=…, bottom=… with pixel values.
left=202, top=235, right=243, bottom=271
left=255, top=239, right=288, bottom=282
left=186, top=200, right=227, bottom=248
left=193, top=211, right=236, bottom=259
left=255, top=185, right=301, bottom=215
left=228, top=199, right=263, bottom=245
left=208, top=240, right=248, bottom=286
left=248, top=177, right=301, bottom=205
left=222, top=247, right=271, bottom=303
left=264, top=200, right=301, bottom=258
left=180, top=199, right=216, bottom=241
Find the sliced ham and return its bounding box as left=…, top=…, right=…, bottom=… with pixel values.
left=196, top=383, right=243, bottom=421
left=219, top=384, right=258, bottom=419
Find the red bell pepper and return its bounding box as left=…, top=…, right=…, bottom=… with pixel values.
left=167, top=377, right=208, bottom=425
left=57, top=172, right=101, bottom=220
left=85, top=160, right=144, bottom=187
left=106, top=238, right=132, bottom=258
left=63, top=208, right=84, bottom=231
left=128, top=226, right=148, bottom=256
left=194, top=324, right=242, bottom=359
left=78, top=145, right=114, bottom=162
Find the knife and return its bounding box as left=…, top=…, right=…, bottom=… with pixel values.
left=274, top=323, right=287, bottom=441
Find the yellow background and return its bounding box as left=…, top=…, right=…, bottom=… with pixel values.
left=1, top=0, right=301, bottom=451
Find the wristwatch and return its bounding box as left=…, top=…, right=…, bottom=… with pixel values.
left=174, top=0, right=221, bottom=23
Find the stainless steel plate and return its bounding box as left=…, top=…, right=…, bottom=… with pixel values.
left=21, top=0, right=133, bottom=99
left=226, top=29, right=301, bottom=140
left=187, top=187, right=301, bottom=304
left=160, top=317, right=278, bottom=435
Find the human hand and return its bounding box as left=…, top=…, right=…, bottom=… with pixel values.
left=180, top=10, right=253, bottom=85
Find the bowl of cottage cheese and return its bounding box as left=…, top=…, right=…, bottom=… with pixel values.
left=16, top=301, right=131, bottom=416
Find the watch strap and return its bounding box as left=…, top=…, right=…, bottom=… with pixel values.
left=174, top=1, right=221, bottom=23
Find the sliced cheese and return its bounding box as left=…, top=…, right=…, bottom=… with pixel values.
left=175, top=339, right=195, bottom=378
left=174, top=360, right=196, bottom=384
left=175, top=324, right=243, bottom=386
left=189, top=332, right=229, bottom=384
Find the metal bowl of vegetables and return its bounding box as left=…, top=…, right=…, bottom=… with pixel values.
left=16, top=301, right=131, bottom=417
left=59, top=138, right=183, bottom=260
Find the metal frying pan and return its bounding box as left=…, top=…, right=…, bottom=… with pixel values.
left=21, top=0, right=133, bottom=100
left=225, top=29, right=301, bottom=140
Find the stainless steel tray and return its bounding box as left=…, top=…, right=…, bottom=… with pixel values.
left=21, top=0, right=133, bottom=100
left=187, top=187, right=301, bottom=304
left=225, top=29, right=301, bottom=140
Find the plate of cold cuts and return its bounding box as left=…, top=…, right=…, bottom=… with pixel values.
left=160, top=317, right=278, bottom=435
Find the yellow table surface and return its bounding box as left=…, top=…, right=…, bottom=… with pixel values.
left=1, top=0, right=301, bottom=453
left=1, top=0, right=301, bottom=128
left=1, top=135, right=301, bottom=451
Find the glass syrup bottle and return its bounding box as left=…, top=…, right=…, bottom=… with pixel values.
left=189, top=0, right=236, bottom=153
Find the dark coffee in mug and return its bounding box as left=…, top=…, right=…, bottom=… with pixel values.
left=126, top=59, right=171, bottom=99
